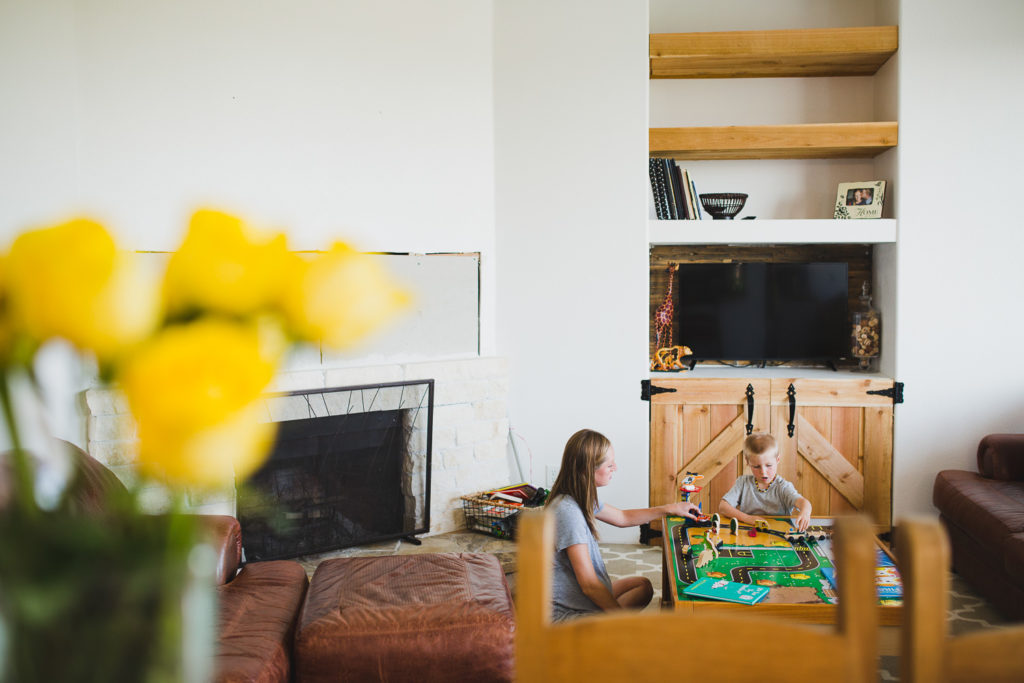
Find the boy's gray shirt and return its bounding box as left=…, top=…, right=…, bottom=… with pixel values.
left=721, top=474, right=802, bottom=516
left=549, top=494, right=613, bottom=622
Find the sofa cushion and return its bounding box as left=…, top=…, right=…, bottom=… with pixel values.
left=934, top=469, right=1024, bottom=551
left=1006, top=533, right=1024, bottom=581
left=977, top=434, right=1024, bottom=481
left=215, top=560, right=309, bottom=683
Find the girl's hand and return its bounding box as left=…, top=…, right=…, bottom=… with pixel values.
left=665, top=502, right=700, bottom=520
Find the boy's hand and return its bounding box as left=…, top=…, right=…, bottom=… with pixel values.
left=794, top=510, right=811, bottom=532
left=665, top=502, right=701, bottom=520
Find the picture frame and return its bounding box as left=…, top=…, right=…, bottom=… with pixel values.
left=834, top=180, right=886, bottom=219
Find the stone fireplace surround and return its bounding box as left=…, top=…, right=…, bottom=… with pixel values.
left=84, top=356, right=513, bottom=537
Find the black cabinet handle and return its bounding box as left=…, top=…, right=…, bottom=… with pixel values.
left=745, top=384, right=754, bottom=435
left=786, top=383, right=796, bottom=437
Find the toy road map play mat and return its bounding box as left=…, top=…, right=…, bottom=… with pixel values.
left=664, top=515, right=903, bottom=612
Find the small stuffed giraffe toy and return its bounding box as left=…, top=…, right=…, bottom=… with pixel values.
left=653, top=264, right=679, bottom=351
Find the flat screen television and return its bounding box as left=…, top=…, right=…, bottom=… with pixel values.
left=675, top=262, right=849, bottom=363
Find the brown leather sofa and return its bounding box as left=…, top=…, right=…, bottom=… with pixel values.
left=933, top=433, right=1024, bottom=620
left=38, top=443, right=310, bottom=682
left=6, top=443, right=516, bottom=679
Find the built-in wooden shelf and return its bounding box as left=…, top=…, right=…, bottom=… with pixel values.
left=650, top=26, right=898, bottom=79
left=649, top=122, right=897, bottom=160
left=648, top=218, right=897, bottom=245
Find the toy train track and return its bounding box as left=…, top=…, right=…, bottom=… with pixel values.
left=672, top=518, right=834, bottom=586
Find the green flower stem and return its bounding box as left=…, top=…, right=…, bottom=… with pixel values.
left=0, top=368, right=37, bottom=518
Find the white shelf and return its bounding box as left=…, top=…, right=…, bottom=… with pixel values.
left=648, top=218, right=897, bottom=245
left=651, top=366, right=890, bottom=380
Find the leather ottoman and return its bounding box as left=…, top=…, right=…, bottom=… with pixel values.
left=294, top=553, right=515, bottom=682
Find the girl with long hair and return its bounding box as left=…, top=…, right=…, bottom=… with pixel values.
left=545, top=428, right=699, bottom=621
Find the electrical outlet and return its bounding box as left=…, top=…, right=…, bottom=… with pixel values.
left=545, top=465, right=558, bottom=488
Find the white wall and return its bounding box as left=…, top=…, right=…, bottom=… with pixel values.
left=2, top=0, right=495, bottom=253
left=0, top=0, right=496, bottom=346
left=893, top=0, right=1024, bottom=518
left=0, top=0, right=498, bottom=444
left=0, top=0, right=78, bottom=227
left=495, top=0, right=650, bottom=542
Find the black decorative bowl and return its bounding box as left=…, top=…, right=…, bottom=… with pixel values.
left=699, top=193, right=748, bottom=220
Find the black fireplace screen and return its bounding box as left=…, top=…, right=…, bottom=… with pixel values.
left=237, top=380, right=433, bottom=561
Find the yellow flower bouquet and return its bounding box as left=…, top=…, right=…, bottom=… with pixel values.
left=0, top=210, right=408, bottom=681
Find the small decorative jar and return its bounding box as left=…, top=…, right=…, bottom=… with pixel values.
left=851, top=281, right=881, bottom=371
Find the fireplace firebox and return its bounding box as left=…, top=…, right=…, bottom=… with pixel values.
left=237, top=380, right=433, bottom=561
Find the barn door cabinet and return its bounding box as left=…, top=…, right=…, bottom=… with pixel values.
left=647, top=376, right=896, bottom=536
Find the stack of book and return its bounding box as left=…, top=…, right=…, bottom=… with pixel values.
left=820, top=547, right=903, bottom=603
left=649, top=157, right=702, bottom=220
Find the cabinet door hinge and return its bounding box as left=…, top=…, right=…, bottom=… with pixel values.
left=867, top=381, right=905, bottom=404
left=641, top=379, right=677, bottom=401
left=639, top=522, right=663, bottom=544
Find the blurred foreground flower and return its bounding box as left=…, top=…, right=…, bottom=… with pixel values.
left=163, top=209, right=291, bottom=320
left=120, top=318, right=278, bottom=489
left=283, top=242, right=411, bottom=349
left=1, top=208, right=408, bottom=491
left=4, top=219, right=159, bottom=364
left=0, top=209, right=409, bottom=680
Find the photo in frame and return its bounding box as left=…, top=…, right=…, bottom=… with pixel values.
left=834, top=180, right=886, bottom=219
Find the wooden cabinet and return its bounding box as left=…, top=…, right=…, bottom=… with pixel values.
left=648, top=376, right=895, bottom=534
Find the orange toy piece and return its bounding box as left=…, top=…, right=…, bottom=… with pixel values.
left=650, top=345, right=693, bottom=372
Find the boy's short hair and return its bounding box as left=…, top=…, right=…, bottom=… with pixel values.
left=742, top=432, right=777, bottom=460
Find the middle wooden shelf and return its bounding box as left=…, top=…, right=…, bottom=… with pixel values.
left=650, top=122, right=898, bottom=160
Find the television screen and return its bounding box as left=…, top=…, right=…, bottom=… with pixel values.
left=675, top=262, right=848, bottom=362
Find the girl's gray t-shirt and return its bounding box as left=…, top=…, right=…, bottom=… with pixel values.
left=721, top=474, right=802, bottom=516
left=549, top=494, right=613, bottom=622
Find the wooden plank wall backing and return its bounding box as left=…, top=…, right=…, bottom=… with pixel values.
left=649, top=244, right=873, bottom=364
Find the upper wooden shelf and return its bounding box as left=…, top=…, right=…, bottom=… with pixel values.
left=650, top=26, right=898, bottom=79
left=649, top=122, right=898, bottom=160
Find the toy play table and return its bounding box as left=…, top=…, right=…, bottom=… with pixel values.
left=661, top=515, right=902, bottom=649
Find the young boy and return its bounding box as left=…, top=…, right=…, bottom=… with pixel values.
left=719, top=432, right=812, bottom=532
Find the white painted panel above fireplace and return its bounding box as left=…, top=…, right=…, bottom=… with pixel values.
left=321, top=253, right=480, bottom=364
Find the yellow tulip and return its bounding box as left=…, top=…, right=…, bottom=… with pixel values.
left=5, top=219, right=159, bottom=362
left=282, top=243, right=410, bottom=350
left=164, top=209, right=292, bottom=318
left=135, top=401, right=276, bottom=490
left=120, top=318, right=279, bottom=489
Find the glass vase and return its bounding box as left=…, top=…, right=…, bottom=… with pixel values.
left=0, top=485, right=214, bottom=682
left=851, top=281, right=881, bottom=371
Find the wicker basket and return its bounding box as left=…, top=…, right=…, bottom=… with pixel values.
left=699, top=192, right=748, bottom=219
left=460, top=493, right=523, bottom=539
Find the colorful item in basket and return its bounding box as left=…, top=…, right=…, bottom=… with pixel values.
left=489, top=491, right=524, bottom=506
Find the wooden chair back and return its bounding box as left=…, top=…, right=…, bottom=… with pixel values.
left=895, top=517, right=1024, bottom=683
left=515, top=508, right=879, bottom=683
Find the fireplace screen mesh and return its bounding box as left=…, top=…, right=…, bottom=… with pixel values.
left=237, top=380, right=433, bottom=561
